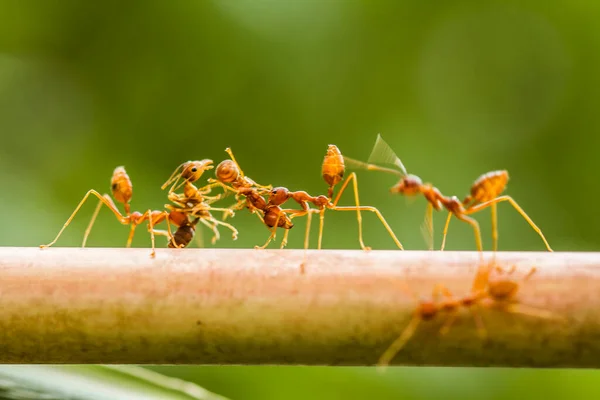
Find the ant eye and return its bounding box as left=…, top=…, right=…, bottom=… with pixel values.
left=191, top=167, right=198, bottom=173
left=111, top=183, right=118, bottom=191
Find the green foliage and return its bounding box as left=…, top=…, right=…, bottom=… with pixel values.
left=0, top=0, right=599, bottom=399
left=0, top=366, right=227, bottom=400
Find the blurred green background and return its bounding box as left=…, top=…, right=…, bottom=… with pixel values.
left=1, top=0, right=599, bottom=399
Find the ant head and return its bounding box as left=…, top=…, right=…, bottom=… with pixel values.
left=487, top=265, right=526, bottom=302
left=269, top=187, right=290, bottom=205
left=111, top=166, right=133, bottom=204
left=391, top=174, right=422, bottom=196
left=216, top=159, right=240, bottom=183
left=418, top=300, right=438, bottom=320
left=181, top=159, right=213, bottom=183
left=487, top=279, right=519, bottom=302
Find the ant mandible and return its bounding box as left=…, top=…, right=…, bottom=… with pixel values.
left=344, top=134, right=552, bottom=252
left=40, top=166, right=176, bottom=257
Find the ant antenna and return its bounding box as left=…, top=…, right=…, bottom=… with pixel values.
left=161, top=162, right=187, bottom=190
left=367, top=134, right=408, bottom=176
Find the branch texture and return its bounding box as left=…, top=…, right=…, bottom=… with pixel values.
left=0, top=247, right=598, bottom=367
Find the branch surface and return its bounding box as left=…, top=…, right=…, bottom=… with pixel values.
left=0, top=247, right=598, bottom=367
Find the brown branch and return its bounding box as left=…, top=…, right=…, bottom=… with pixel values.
left=0, top=247, right=598, bottom=367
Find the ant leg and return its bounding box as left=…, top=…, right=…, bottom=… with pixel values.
left=199, top=218, right=220, bottom=245
left=331, top=170, right=403, bottom=250
left=330, top=206, right=404, bottom=250
left=223, top=147, right=274, bottom=190
left=440, top=213, right=453, bottom=251
left=209, top=207, right=236, bottom=220
left=202, top=194, right=222, bottom=204
left=456, top=214, right=483, bottom=253
left=188, top=204, right=235, bottom=219
left=330, top=172, right=368, bottom=251
left=147, top=210, right=171, bottom=240
left=431, top=283, right=447, bottom=301
left=41, top=190, right=129, bottom=249
left=503, top=265, right=517, bottom=275
left=434, top=285, right=458, bottom=336
left=152, top=229, right=173, bottom=243
left=466, top=196, right=552, bottom=252
left=279, top=209, right=312, bottom=249
left=207, top=180, right=241, bottom=198
left=255, top=231, right=276, bottom=249
left=211, top=219, right=239, bottom=241
left=223, top=148, right=271, bottom=190
left=280, top=228, right=291, bottom=249
left=146, top=209, right=157, bottom=257
left=223, top=200, right=245, bottom=220
left=146, top=211, right=173, bottom=254
left=421, top=203, right=434, bottom=251
left=523, top=267, right=537, bottom=281
left=499, top=303, right=563, bottom=321
left=470, top=307, right=487, bottom=339
left=280, top=211, right=298, bottom=249
left=317, top=209, right=326, bottom=250
left=491, top=203, right=498, bottom=252
left=377, top=315, right=421, bottom=368
left=82, top=194, right=112, bottom=247
left=164, top=214, right=178, bottom=248
left=196, top=181, right=225, bottom=194
left=194, top=224, right=204, bottom=248
left=299, top=212, right=315, bottom=274
left=304, top=210, right=314, bottom=250
left=439, top=311, right=459, bottom=336
left=224, top=147, right=243, bottom=175
left=470, top=261, right=493, bottom=294
left=253, top=210, right=266, bottom=224
left=255, top=216, right=280, bottom=250
left=126, top=224, right=137, bottom=248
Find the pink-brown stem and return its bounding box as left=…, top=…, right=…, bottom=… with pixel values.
left=0, top=248, right=598, bottom=366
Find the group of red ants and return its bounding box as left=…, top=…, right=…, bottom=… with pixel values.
left=40, top=134, right=558, bottom=366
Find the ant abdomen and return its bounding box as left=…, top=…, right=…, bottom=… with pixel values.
left=216, top=160, right=240, bottom=183
left=169, top=219, right=198, bottom=248
left=111, top=166, right=133, bottom=205
left=322, top=145, right=345, bottom=189
left=264, top=208, right=294, bottom=229
left=466, top=170, right=509, bottom=204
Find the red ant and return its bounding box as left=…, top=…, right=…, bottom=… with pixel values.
left=378, top=260, right=560, bottom=367
left=377, top=280, right=487, bottom=367
left=344, top=134, right=552, bottom=252
left=208, top=148, right=309, bottom=249
left=265, top=144, right=404, bottom=250
left=40, top=166, right=176, bottom=257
